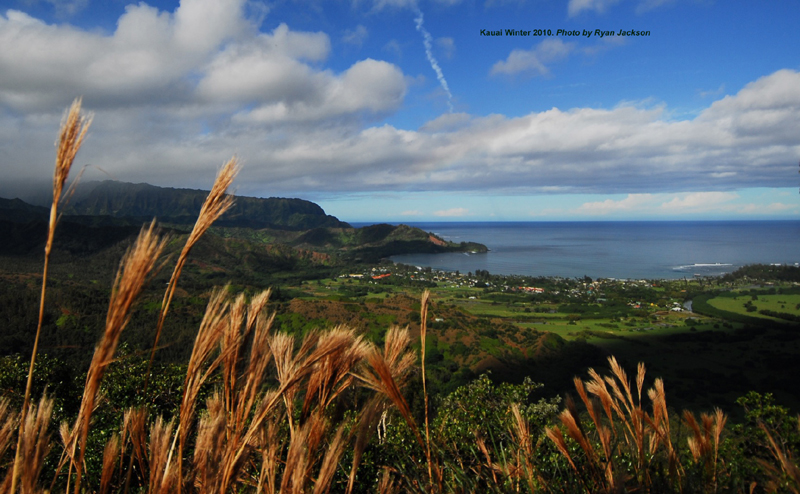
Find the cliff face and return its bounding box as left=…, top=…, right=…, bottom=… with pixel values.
left=65, top=181, right=350, bottom=231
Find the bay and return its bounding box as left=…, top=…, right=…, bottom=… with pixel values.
left=368, top=221, right=800, bottom=280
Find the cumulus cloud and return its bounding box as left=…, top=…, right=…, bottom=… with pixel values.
left=0, top=2, right=406, bottom=124
left=7, top=67, right=800, bottom=197
left=419, top=112, right=471, bottom=132
left=0, top=0, right=254, bottom=110
left=192, top=22, right=406, bottom=124
left=229, top=58, right=406, bottom=124
left=0, top=1, right=799, bottom=204
left=195, top=24, right=331, bottom=105
left=242, top=68, right=799, bottom=195
left=491, top=39, right=574, bottom=77
left=0, top=1, right=410, bottom=188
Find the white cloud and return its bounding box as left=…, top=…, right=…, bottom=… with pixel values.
left=491, top=39, right=574, bottom=77
left=735, top=203, right=799, bottom=214
left=8, top=68, right=796, bottom=197
left=77, top=68, right=798, bottom=194
left=0, top=1, right=798, bottom=207
left=571, top=192, right=799, bottom=217
left=419, top=112, right=471, bottom=132
left=660, top=192, right=739, bottom=211
left=229, top=58, right=406, bottom=124
left=0, top=3, right=406, bottom=127
left=434, top=207, right=469, bottom=217
left=195, top=24, right=331, bottom=105
left=0, top=0, right=251, bottom=109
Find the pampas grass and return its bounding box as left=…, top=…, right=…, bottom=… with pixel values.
left=99, top=434, right=120, bottom=494
left=419, top=290, right=435, bottom=491
left=545, top=357, right=668, bottom=491
left=543, top=357, right=735, bottom=493
left=145, top=157, right=239, bottom=389
left=5, top=395, right=53, bottom=493
left=11, top=99, right=91, bottom=494
left=684, top=407, right=727, bottom=490
left=761, top=419, right=800, bottom=493
left=65, top=221, right=167, bottom=494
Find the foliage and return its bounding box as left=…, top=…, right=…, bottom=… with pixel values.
left=722, top=264, right=800, bottom=283
left=439, top=374, right=558, bottom=444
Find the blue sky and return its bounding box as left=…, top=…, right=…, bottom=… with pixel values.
left=0, top=0, right=798, bottom=221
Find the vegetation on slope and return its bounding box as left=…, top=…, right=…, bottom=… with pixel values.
left=65, top=180, right=350, bottom=230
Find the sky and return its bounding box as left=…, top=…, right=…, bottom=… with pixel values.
left=0, top=0, right=798, bottom=222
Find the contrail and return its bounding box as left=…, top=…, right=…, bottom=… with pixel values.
left=414, top=8, right=454, bottom=113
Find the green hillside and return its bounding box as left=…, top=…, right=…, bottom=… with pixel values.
left=65, top=180, right=349, bottom=230
left=0, top=186, right=487, bottom=263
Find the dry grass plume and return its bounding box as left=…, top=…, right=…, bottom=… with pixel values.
left=11, top=98, right=91, bottom=494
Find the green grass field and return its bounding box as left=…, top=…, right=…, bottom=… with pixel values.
left=708, top=293, right=800, bottom=321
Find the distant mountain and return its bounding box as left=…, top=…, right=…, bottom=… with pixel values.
left=0, top=183, right=487, bottom=262
left=65, top=180, right=350, bottom=231
left=0, top=197, right=49, bottom=223
left=292, top=223, right=488, bottom=262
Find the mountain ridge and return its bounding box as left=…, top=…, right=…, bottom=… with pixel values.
left=0, top=182, right=488, bottom=262
left=64, top=180, right=350, bottom=231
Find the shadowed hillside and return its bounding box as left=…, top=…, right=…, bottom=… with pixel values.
left=64, top=180, right=350, bottom=230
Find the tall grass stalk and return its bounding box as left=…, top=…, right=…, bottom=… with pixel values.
left=546, top=356, right=687, bottom=492
left=5, top=99, right=431, bottom=493
left=419, top=289, right=436, bottom=491
left=144, top=156, right=239, bottom=391
left=66, top=221, right=167, bottom=494
left=761, top=419, right=800, bottom=492
left=11, top=98, right=91, bottom=494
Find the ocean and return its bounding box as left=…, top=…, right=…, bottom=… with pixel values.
left=365, top=221, right=800, bottom=280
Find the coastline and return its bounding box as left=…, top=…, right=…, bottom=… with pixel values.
left=364, top=220, right=800, bottom=280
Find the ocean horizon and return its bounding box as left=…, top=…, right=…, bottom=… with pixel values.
left=349, top=220, right=800, bottom=280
